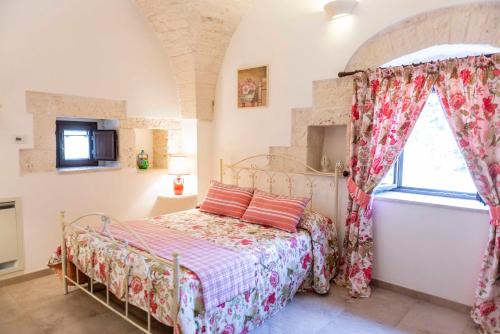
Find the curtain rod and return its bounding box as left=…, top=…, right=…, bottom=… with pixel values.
left=337, top=52, right=498, bottom=78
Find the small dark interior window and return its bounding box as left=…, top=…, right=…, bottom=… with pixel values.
left=56, top=120, right=117, bottom=168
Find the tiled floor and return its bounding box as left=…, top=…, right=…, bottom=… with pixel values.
left=0, top=274, right=478, bottom=334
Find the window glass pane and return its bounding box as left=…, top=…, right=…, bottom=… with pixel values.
left=63, top=130, right=90, bottom=160
left=401, top=92, right=476, bottom=193
left=379, top=163, right=395, bottom=186
left=64, top=130, right=88, bottom=136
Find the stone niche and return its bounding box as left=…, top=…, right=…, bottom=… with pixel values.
left=134, top=129, right=168, bottom=169
left=307, top=125, right=348, bottom=172
left=20, top=91, right=182, bottom=174
left=269, top=77, right=352, bottom=172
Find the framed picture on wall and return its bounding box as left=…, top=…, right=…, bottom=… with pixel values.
left=237, top=65, right=268, bottom=108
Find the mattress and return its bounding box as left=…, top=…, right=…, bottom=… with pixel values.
left=49, top=209, right=339, bottom=334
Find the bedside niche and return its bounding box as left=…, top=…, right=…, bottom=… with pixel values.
left=134, top=129, right=168, bottom=170
left=306, top=125, right=348, bottom=172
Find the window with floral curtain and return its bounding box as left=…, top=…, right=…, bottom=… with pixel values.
left=337, top=53, right=499, bottom=333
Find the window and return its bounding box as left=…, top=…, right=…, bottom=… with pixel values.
left=56, top=120, right=117, bottom=168
left=377, top=91, right=477, bottom=199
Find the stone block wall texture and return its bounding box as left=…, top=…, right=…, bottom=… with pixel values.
left=153, top=129, right=168, bottom=169
left=269, top=76, right=352, bottom=171
left=346, top=2, right=500, bottom=71
left=307, top=126, right=326, bottom=171
left=135, top=0, right=253, bottom=120
left=22, top=91, right=182, bottom=173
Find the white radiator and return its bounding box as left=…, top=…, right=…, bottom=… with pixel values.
left=0, top=198, right=24, bottom=276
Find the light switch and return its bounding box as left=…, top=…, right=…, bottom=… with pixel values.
left=13, top=135, right=26, bottom=144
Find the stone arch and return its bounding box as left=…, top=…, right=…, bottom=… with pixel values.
left=345, top=1, right=500, bottom=72
left=270, top=1, right=500, bottom=173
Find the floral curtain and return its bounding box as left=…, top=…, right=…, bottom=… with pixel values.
left=433, top=54, right=499, bottom=333
left=336, top=65, right=437, bottom=297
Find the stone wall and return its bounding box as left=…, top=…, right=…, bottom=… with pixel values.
left=135, top=0, right=253, bottom=120
left=269, top=76, right=352, bottom=172
left=21, top=91, right=182, bottom=174
left=152, top=129, right=168, bottom=169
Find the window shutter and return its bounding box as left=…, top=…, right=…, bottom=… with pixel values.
left=92, top=130, right=117, bottom=161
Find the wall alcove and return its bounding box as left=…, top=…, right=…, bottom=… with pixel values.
left=134, top=129, right=168, bottom=170
left=307, top=125, right=348, bottom=172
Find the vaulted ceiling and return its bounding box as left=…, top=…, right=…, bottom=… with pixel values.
left=135, top=0, right=253, bottom=120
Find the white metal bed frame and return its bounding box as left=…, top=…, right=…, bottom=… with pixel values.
left=59, top=153, right=344, bottom=334
left=60, top=212, right=180, bottom=333
left=220, top=154, right=344, bottom=220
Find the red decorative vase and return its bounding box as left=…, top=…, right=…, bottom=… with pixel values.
left=173, top=176, right=184, bottom=195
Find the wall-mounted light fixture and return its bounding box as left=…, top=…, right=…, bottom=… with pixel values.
left=324, top=0, right=358, bottom=20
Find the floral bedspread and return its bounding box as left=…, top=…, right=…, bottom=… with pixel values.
left=48, top=209, right=339, bottom=334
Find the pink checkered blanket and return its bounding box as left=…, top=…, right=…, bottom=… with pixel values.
left=103, top=219, right=257, bottom=310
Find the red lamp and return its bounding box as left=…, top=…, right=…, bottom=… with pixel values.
left=168, top=154, right=190, bottom=195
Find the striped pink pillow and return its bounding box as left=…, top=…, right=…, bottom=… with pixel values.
left=241, top=190, right=310, bottom=232
left=200, top=181, right=254, bottom=219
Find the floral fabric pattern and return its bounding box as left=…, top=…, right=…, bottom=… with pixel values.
left=434, top=54, right=499, bottom=333
left=337, top=65, right=437, bottom=297
left=48, top=209, right=339, bottom=334
left=337, top=53, right=499, bottom=331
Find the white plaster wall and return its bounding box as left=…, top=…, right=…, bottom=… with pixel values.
left=213, top=0, right=492, bottom=305
left=0, top=0, right=181, bottom=276
left=197, top=120, right=215, bottom=204
left=373, top=199, right=489, bottom=305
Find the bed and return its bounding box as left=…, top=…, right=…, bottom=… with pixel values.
left=48, top=154, right=344, bottom=334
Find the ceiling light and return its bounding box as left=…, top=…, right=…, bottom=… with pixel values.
left=324, top=0, right=358, bottom=20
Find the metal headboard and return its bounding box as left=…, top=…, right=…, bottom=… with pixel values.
left=219, top=154, right=344, bottom=221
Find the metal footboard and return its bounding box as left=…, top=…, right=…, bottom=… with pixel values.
left=60, top=211, right=180, bottom=333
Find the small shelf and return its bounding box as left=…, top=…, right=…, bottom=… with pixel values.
left=158, top=194, right=198, bottom=200
left=375, top=191, right=488, bottom=213
left=152, top=193, right=198, bottom=215
left=136, top=168, right=168, bottom=173
left=57, top=166, right=121, bottom=174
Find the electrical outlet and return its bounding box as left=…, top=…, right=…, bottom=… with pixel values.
left=13, top=135, right=26, bottom=144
